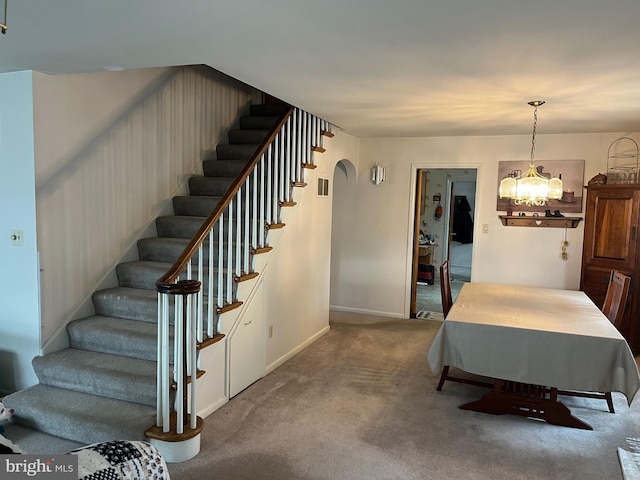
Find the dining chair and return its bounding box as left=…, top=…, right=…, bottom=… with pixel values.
left=440, top=260, right=453, bottom=318
left=559, top=270, right=631, bottom=413
left=435, top=261, right=492, bottom=391
left=602, top=270, right=631, bottom=328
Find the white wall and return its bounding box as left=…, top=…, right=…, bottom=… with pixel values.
left=32, top=66, right=259, bottom=351
left=265, top=130, right=360, bottom=369
left=0, top=71, right=40, bottom=392
left=330, top=132, right=637, bottom=318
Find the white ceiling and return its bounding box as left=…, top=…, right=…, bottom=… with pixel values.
left=2, top=0, right=640, bottom=138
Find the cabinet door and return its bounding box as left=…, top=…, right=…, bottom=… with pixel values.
left=583, top=186, right=640, bottom=270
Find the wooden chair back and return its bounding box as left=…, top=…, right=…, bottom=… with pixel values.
left=602, top=270, right=631, bottom=328
left=440, top=260, right=453, bottom=318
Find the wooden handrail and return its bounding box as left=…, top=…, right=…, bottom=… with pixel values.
left=149, top=105, right=331, bottom=455
left=156, top=105, right=294, bottom=289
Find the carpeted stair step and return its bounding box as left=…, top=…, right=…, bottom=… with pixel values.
left=93, top=286, right=210, bottom=323
left=32, top=349, right=158, bottom=407
left=118, top=260, right=189, bottom=290
left=228, top=129, right=270, bottom=144
left=3, top=385, right=156, bottom=445
left=138, top=236, right=250, bottom=264
left=190, top=175, right=299, bottom=198
left=68, top=316, right=166, bottom=361
left=93, top=287, right=161, bottom=323
left=203, top=159, right=251, bottom=178
left=239, top=115, right=282, bottom=130
left=249, top=104, right=290, bottom=116
left=116, top=260, right=220, bottom=292
left=155, top=215, right=207, bottom=238
left=172, top=195, right=222, bottom=217
left=138, top=237, right=210, bottom=264
left=117, top=260, right=175, bottom=290
left=216, top=144, right=260, bottom=161
left=188, top=176, right=235, bottom=196
left=171, top=194, right=268, bottom=219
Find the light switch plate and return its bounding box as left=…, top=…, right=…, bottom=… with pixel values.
left=11, top=229, right=24, bottom=246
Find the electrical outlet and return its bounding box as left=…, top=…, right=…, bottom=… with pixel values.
left=10, top=229, right=24, bottom=246
left=268, top=325, right=273, bottom=338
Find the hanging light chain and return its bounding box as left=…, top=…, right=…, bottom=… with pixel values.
left=528, top=100, right=544, bottom=163
left=530, top=105, right=538, bottom=163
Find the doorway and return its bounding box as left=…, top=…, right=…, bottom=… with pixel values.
left=411, top=168, right=477, bottom=317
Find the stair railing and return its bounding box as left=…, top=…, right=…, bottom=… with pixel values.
left=147, top=105, right=332, bottom=448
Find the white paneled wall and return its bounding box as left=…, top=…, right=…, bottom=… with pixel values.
left=32, top=66, right=259, bottom=351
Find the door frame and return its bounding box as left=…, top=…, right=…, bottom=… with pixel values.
left=407, top=164, right=482, bottom=318
left=410, top=170, right=425, bottom=317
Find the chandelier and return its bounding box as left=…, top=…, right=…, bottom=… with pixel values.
left=499, top=100, right=562, bottom=206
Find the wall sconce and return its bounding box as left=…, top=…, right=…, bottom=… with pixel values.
left=1, top=0, right=7, bottom=34
left=370, top=164, right=385, bottom=185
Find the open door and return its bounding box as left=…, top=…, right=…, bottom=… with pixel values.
left=445, top=180, right=476, bottom=282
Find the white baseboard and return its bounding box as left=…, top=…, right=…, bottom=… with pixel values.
left=265, top=326, right=330, bottom=374
left=329, top=305, right=405, bottom=319
left=198, top=396, right=228, bottom=419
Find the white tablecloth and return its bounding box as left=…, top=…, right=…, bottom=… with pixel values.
left=427, top=283, right=640, bottom=404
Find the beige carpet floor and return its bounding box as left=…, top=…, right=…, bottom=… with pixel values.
left=7, top=311, right=640, bottom=479
left=166, top=311, right=639, bottom=480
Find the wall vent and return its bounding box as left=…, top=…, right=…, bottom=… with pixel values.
left=317, top=177, right=329, bottom=197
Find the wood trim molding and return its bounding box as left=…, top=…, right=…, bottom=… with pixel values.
left=499, top=216, right=582, bottom=228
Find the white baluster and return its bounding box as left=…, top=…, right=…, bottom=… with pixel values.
left=259, top=154, right=266, bottom=248
left=207, top=229, right=214, bottom=338
left=197, top=245, right=203, bottom=342
left=190, top=292, right=197, bottom=429
left=244, top=179, right=250, bottom=275
left=226, top=201, right=233, bottom=306
left=252, top=169, right=258, bottom=250
left=217, top=214, right=224, bottom=310
left=267, top=144, right=273, bottom=225
left=273, top=132, right=280, bottom=222
left=235, top=189, right=242, bottom=278
left=285, top=114, right=292, bottom=202
left=175, top=293, right=184, bottom=435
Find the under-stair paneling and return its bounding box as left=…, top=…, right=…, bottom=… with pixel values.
left=195, top=340, right=227, bottom=418
left=228, top=279, right=266, bottom=398
left=32, top=66, right=260, bottom=352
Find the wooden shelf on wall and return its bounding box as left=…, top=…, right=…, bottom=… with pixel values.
left=499, top=216, right=583, bottom=228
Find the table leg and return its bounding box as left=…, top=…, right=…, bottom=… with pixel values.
left=459, top=380, right=592, bottom=430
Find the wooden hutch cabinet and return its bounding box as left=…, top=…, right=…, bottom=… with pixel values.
left=580, top=184, right=640, bottom=352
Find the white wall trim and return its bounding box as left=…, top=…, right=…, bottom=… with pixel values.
left=265, top=325, right=331, bottom=374
left=328, top=305, right=405, bottom=319
left=198, top=396, right=228, bottom=419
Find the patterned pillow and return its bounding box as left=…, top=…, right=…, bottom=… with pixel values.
left=67, top=440, right=170, bottom=480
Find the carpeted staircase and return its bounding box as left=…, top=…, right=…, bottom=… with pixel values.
left=3, top=103, right=290, bottom=445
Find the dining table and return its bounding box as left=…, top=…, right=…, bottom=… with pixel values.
left=427, top=282, right=640, bottom=429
